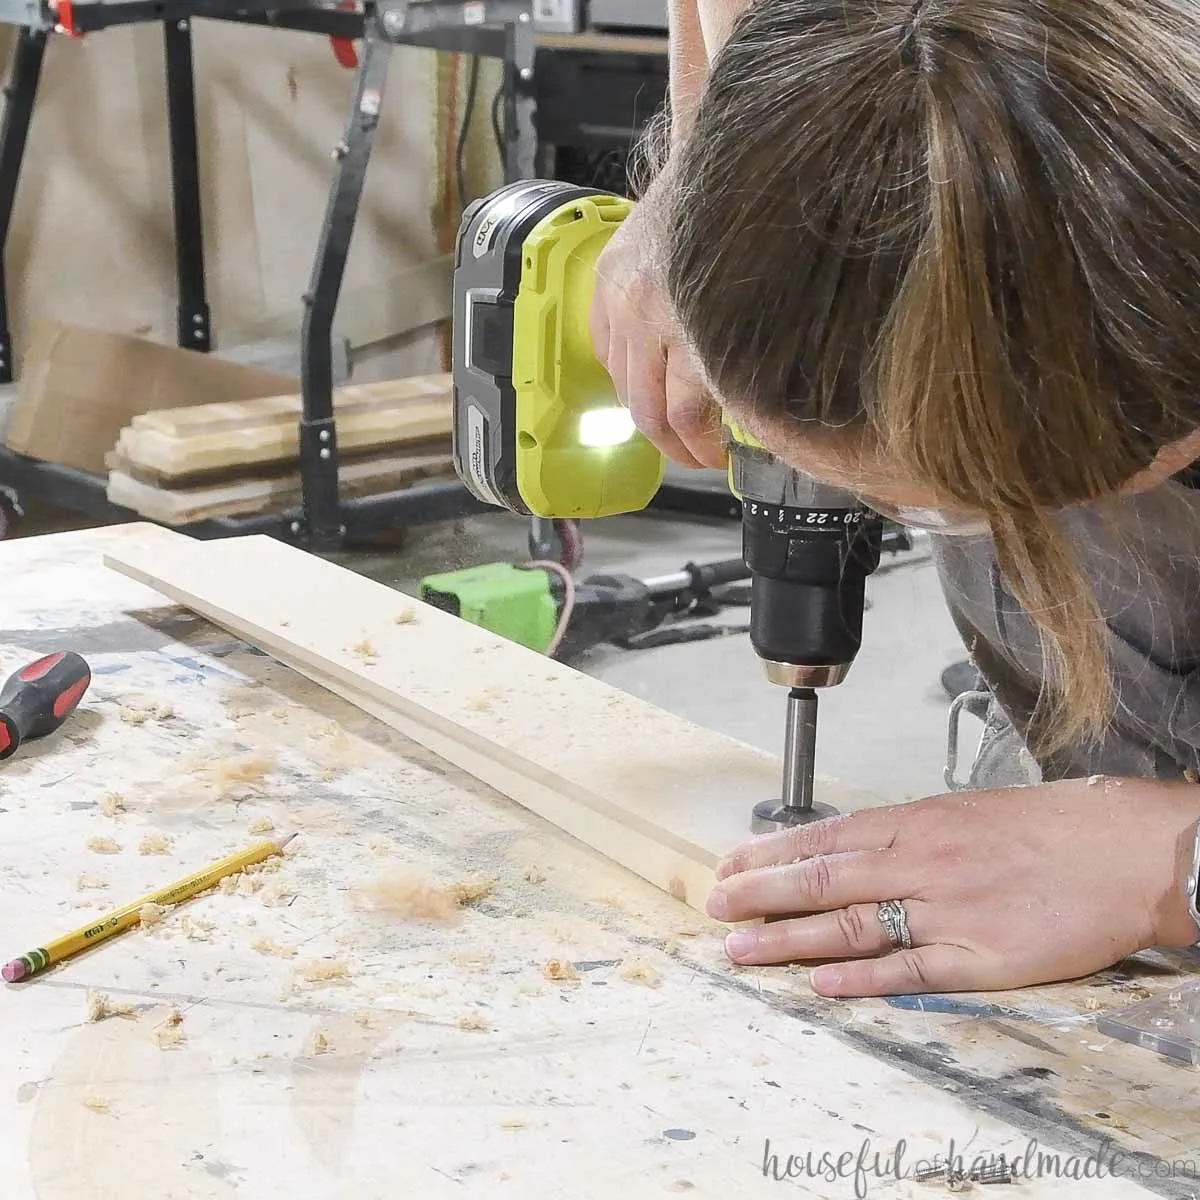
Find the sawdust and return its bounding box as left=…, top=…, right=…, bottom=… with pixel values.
left=320, top=769, right=337, bottom=782
left=119, top=699, right=173, bottom=725
left=296, top=960, right=350, bottom=984
left=138, top=832, right=172, bottom=856
left=350, top=639, right=378, bottom=665
left=207, top=754, right=275, bottom=798
left=180, top=916, right=214, bottom=943
left=139, top=902, right=167, bottom=928
left=617, top=958, right=663, bottom=988
left=248, top=817, right=275, bottom=835
left=76, top=873, right=108, bottom=891
left=218, top=874, right=239, bottom=895
left=352, top=1011, right=373, bottom=1028
left=154, top=1009, right=186, bottom=1051
left=543, top=959, right=579, bottom=983
left=82, top=1095, right=112, bottom=1114
left=98, top=792, right=126, bottom=818
left=368, top=835, right=394, bottom=856
left=450, top=950, right=493, bottom=969
left=311, top=1029, right=332, bottom=1054
left=522, top=865, right=546, bottom=884
left=467, top=692, right=495, bottom=712
left=86, top=991, right=138, bottom=1023
left=1083, top=996, right=1104, bottom=1012
left=86, top=836, right=122, bottom=855
left=259, top=883, right=296, bottom=907
left=155, top=1025, right=186, bottom=1051
left=458, top=1011, right=490, bottom=1032
left=500, top=1117, right=527, bottom=1130
left=251, top=937, right=297, bottom=958
left=236, top=873, right=264, bottom=897
left=354, top=871, right=495, bottom=922
left=394, top=607, right=418, bottom=625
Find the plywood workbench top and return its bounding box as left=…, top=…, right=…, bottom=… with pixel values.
left=0, top=526, right=1197, bottom=1199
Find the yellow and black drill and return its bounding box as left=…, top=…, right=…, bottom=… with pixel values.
left=449, top=181, right=883, bottom=829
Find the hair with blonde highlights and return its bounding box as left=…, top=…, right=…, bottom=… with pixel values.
left=662, top=0, right=1200, bottom=754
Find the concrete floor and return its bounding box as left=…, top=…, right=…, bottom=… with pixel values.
left=345, top=509, right=972, bottom=804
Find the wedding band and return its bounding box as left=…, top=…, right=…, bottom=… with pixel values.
left=877, top=900, right=913, bottom=951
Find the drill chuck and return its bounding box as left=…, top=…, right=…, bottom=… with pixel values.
left=731, top=444, right=883, bottom=689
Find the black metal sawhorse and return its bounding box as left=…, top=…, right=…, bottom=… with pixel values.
left=0, top=0, right=536, bottom=545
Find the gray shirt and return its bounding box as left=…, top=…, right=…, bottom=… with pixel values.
left=933, top=475, right=1200, bottom=788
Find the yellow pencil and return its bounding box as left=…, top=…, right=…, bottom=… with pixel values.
left=2, top=833, right=296, bottom=983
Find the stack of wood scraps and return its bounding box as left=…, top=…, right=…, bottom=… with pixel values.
left=105, top=373, right=456, bottom=525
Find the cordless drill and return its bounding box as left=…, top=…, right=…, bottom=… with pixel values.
left=450, top=180, right=883, bottom=827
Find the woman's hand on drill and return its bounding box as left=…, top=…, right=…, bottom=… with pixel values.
left=589, top=176, right=726, bottom=469
left=706, top=777, right=1200, bottom=996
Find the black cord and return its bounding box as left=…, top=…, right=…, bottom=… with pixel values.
left=490, top=82, right=506, bottom=165
left=456, top=56, right=482, bottom=211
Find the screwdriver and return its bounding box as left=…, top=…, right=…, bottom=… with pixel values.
left=0, top=651, right=91, bottom=760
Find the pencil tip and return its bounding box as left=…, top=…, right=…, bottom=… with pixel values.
left=276, top=833, right=298, bottom=851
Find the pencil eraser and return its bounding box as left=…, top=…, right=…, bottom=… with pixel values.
left=2, top=959, right=28, bottom=983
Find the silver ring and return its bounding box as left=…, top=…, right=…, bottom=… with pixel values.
left=877, top=900, right=913, bottom=951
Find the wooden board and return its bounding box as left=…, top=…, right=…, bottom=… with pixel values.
left=113, top=376, right=452, bottom=480
left=103, top=525, right=870, bottom=913
left=106, top=447, right=454, bottom=525
left=130, top=374, right=451, bottom=438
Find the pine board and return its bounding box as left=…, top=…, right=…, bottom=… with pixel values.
left=115, top=377, right=452, bottom=481
left=102, top=525, right=871, bottom=913
left=106, top=448, right=454, bottom=525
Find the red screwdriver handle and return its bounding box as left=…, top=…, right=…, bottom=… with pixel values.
left=0, top=651, right=91, bottom=760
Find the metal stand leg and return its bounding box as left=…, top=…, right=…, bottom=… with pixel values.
left=0, top=30, right=46, bottom=385
left=297, top=34, right=393, bottom=548
left=503, top=11, right=536, bottom=183
left=164, top=19, right=211, bottom=353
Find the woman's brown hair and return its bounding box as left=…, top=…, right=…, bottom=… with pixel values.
left=662, top=0, right=1200, bottom=754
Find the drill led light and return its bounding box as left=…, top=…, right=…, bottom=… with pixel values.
left=578, top=406, right=637, bottom=449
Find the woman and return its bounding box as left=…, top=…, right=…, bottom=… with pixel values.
left=590, top=0, right=1200, bottom=997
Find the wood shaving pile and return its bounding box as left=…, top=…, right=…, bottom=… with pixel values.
left=458, top=1011, right=490, bottom=1032
left=248, top=817, right=275, bottom=835
left=350, top=639, right=378, bottom=664
left=206, top=754, right=275, bottom=799
left=98, top=792, right=126, bottom=818
left=119, top=699, right=173, bottom=725
left=180, top=916, right=214, bottom=943
left=86, top=990, right=138, bottom=1023
left=83, top=1095, right=112, bottom=1114
left=77, top=874, right=108, bottom=891
left=251, top=938, right=297, bottom=958
left=139, top=902, right=167, bottom=928
left=236, top=874, right=264, bottom=897
left=138, top=832, right=172, bottom=856
left=393, top=607, right=418, bottom=625
left=543, top=960, right=579, bottom=983
left=296, top=960, right=350, bottom=984
left=311, top=1029, right=332, bottom=1054
left=617, top=958, right=663, bottom=988
left=85, top=836, right=122, bottom=855
left=154, top=1009, right=186, bottom=1050
left=354, top=871, right=495, bottom=922
left=523, top=865, right=546, bottom=885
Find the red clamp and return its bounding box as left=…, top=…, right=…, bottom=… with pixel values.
left=54, top=0, right=82, bottom=37
left=330, top=0, right=359, bottom=68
